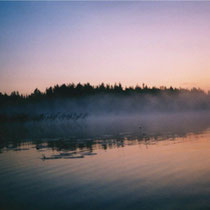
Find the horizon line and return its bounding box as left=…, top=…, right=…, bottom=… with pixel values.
left=1, top=82, right=209, bottom=96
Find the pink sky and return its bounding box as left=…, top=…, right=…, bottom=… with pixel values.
left=0, top=2, right=210, bottom=94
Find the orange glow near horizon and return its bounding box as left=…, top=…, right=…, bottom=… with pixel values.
left=0, top=2, right=210, bottom=94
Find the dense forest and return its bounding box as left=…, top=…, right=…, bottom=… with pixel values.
left=0, top=83, right=210, bottom=121
left=1, top=83, right=209, bottom=104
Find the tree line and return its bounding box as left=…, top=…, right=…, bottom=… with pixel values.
left=0, top=83, right=209, bottom=106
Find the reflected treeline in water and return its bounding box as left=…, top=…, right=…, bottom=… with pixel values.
left=1, top=112, right=210, bottom=157
left=1, top=84, right=210, bottom=159
left=0, top=112, right=88, bottom=122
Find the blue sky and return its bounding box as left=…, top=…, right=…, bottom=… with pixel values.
left=0, top=2, right=210, bottom=94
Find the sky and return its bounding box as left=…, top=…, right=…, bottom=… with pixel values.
left=0, top=2, right=210, bottom=94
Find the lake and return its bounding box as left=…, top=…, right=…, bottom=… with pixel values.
left=0, top=112, right=210, bottom=210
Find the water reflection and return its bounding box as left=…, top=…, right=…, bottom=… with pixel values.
left=1, top=112, right=210, bottom=158
left=1, top=113, right=210, bottom=210
left=41, top=151, right=97, bottom=160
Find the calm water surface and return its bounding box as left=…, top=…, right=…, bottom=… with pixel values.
left=1, top=114, right=210, bottom=210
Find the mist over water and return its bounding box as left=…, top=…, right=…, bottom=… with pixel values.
left=1, top=1, right=210, bottom=208
left=1, top=92, right=210, bottom=116
left=1, top=84, right=210, bottom=119
left=1, top=115, right=210, bottom=210
left=1, top=111, right=210, bottom=142
left=1, top=85, right=210, bottom=210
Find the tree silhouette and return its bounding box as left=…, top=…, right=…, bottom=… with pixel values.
left=0, top=82, right=209, bottom=110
